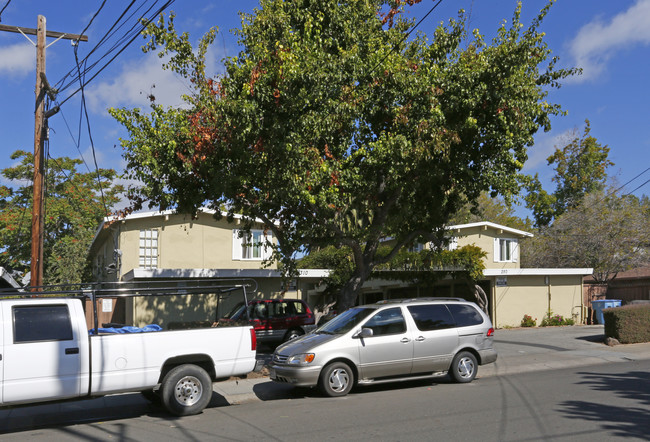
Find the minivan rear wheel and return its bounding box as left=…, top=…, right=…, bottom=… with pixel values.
left=450, top=351, right=478, bottom=383
left=319, top=362, right=354, bottom=397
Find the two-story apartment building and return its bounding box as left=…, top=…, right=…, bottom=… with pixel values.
left=350, top=222, right=592, bottom=328
left=89, top=209, right=327, bottom=326
left=89, top=211, right=591, bottom=328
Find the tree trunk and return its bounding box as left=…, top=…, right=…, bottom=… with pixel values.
left=466, top=281, right=488, bottom=314
left=337, top=273, right=367, bottom=312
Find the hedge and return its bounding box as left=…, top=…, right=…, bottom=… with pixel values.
left=603, top=304, right=650, bottom=344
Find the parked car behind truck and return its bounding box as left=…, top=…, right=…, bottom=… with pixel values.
left=221, top=298, right=316, bottom=344
left=0, top=280, right=260, bottom=416
left=269, top=298, right=497, bottom=397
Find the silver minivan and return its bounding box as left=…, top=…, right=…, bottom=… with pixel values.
left=269, top=298, right=497, bottom=397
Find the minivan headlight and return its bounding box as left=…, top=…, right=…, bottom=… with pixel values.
left=287, top=353, right=315, bottom=365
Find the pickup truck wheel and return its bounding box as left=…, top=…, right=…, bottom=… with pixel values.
left=319, top=362, right=354, bottom=397
left=161, top=364, right=213, bottom=416
left=449, top=351, right=478, bottom=383
left=283, top=328, right=304, bottom=342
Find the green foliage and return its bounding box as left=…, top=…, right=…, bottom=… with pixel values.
left=298, top=245, right=355, bottom=296
left=540, top=310, right=574, bottom=326
left=374, top=244, right=487, bottom=283
left=0, top=150, right=123, bottom=284
left=522, top=189, right=650, bottom=283
left=604, top=304, right=650, bottom=344
left=112, top=0, right=575, bottom=309
left=525, top=120, right=612, bottom=227
left=300, top=244, right=486, bottom=296
left=520, top=314, right=537, bottom=327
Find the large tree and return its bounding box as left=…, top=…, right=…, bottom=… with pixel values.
left=111, top=0, right=574, bottom=310
left=525, top=119, right=613, bottom=227
left=0, top=150, right=123, bottom=285
left=522, top=189, right=650, bottom=283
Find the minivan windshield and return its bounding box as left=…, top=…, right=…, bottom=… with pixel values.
left=315, top=307, right=375, bottom=335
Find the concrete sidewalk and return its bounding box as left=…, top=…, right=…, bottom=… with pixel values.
left=2, top=325, right=649, bottom=433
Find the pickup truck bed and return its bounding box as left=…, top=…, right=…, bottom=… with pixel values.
left=0, top=280, right=259, bottom=416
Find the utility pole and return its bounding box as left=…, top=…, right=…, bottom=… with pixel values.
left=0, top=17, right=87, bottom=288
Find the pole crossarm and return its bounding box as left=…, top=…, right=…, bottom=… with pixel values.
left=0, top=23, right=88, bottom=42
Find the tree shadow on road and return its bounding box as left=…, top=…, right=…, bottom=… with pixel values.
left=557, top=369, right=650, bottom=439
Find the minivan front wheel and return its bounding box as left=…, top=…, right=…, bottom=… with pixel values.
left=319, top=362, right=354, bottom=397
left=450, top=351, right=478, bottom=383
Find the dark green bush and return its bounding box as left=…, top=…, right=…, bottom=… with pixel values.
left=604, top=304, right=650, bottom=344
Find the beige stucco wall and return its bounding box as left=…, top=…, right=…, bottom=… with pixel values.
left=492, top=274, right=584, bottom=328
left=89, top=212, right=278, bottom=282
left=452, top=225, right=521, bottom=270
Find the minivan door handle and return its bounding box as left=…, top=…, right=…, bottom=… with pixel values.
left=400, top=337, right=411, bottom=343
left=415, top=336, right=425, bottom=342
left=65, top=347, right=79, bottom=355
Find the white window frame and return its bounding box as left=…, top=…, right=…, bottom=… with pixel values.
left=494, top=238, right=518, bottom=263
left=232, top=229, right=272, bottom=261
left=447, top=237, right=458, bottom=251
left=139, top=229, right=159, bottom=269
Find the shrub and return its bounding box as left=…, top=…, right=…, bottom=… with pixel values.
left=540, top=311, right=574, bottom=327
left=520, top=314, right=537, bottom=327
left=604, top=304, right=650, bottom=344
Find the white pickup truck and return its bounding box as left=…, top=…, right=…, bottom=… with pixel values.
left=0, top=280, right=260, bottom=416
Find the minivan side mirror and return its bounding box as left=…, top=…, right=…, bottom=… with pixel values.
left=353, top=327, right=373, bottom=339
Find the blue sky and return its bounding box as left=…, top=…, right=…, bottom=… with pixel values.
left=1, top=0, right=649, bottom=220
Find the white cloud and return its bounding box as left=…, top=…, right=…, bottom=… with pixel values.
left=85, top=53, right=194, bottom=114
left=0, top=42, right=34, bottom=76
left=523, top=129, right=575, bottom=173
left=569, top=0, right=650, bottom=82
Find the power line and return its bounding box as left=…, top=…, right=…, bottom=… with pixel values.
left=0, top=0, right=12, bottom=21
left=56, top=105, right=94, bottom=175
left=623, top=178, right=650, bottom=197
left=73, top=47, right=109, bottom=217
left=367, top=0, right=445, bottom=79
left=56, top=0, right=176, bottom=106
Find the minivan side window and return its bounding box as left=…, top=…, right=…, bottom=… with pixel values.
left=447, top=304, right=484, bottom=327
left=364, top=307, right=406, bottom=336
left=13, top=305, right=74, bottom=343
left=407, top=304, right=455, bottom=331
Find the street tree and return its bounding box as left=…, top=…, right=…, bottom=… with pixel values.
left=111, top=0, right=575, bottom=310
left=525, top=119, right=613, bottom=227
left=522, top=189, right=650, bottom=283
left=0, top=150, right=123, bottom=285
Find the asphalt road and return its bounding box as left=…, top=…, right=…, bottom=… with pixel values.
left=2, top=359, right=649, bottom=441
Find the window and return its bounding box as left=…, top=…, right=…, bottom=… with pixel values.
left=139, top=229, right=158, bottom=268
left=494, top=238, right=518, bottom=262
left=232, top=229, right=272, bottom=260
left=364, top=307, right=406, bottom=336
left=408, top=243, right=424, bottom=253
left=13, top=305, right=74, bottom=343
left=243, top=230, right=263, bottom=259
left=447, top=304, right=484, bottom=327
left=290, top=301, right=305, bottom=315
left=407, top=304, right=455, bottom=331
left=447, top=237, right=458, bottom=251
